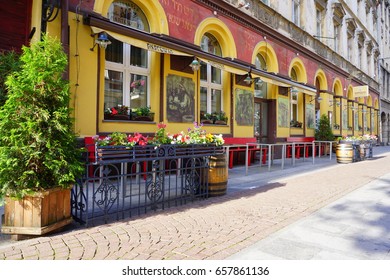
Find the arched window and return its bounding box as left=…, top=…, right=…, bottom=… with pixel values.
left=104, top=1, right=150, bottom=118
left=199, top=33, right=223, bottom=116
left=255, top=53, right=267, bottom=70
left=254, top=53, right=267, bottom=98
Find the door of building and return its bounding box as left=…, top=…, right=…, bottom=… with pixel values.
left=254, top=100, right=268, bottom=143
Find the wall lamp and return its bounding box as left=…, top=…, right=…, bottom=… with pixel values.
left=329, top=100, right=340, bottom=107
left=255, top=77, right=263, bottom=86
left=344, top=104, right=355, bottom=111
left=290, top=87, right=298, bottom=96
left=90, top=32, right=111, bottom=51
left=189, top=58, right=200, bottom=71
left=243, top=73, right=253, bottom=85
left=358, top=104, right=367, bottom=113
left=309, top=96, right=322, bottom=103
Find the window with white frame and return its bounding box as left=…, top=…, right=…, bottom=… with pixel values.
left=367, top=51, right=372, bottom=76
left=290, top=68, right=298, bottom=122
left=333, top=23, right=340, bottom=52
left=292, top=0, right=300, bottom=26
left=199, top=33, right=223, bottom=116
left=332, top=3, right=344, bottom=53
left=357, top=32, right=365, bottom=70
left=347, top=25, right=354, bottom=63
left=316, top=7, right=323, bottom=37
left=357, top=41, right=363, bottom=69
left=104, top=1, right=150, bottom=116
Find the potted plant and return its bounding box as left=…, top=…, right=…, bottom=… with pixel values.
left=213, top=111, right=228, bottom=125
left=0, top=35, right=84, bottom=238
left=290, top=120, right=303, bottom=128
left=131, top=106, right=154, bottom=121
left=200, top=112, right=214, bottom=124
left=104, top=105, right=130, bottom=120
left=315, top=114, right=334, bottom=155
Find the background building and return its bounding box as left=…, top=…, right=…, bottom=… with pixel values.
left=0, top=0, right=384, bottom=143
left=378, top=1, right=390, bottom=144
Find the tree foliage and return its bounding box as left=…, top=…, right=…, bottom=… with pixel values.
left=0, top=34, right=84, bottom=199
left=315, top=114, right=334, bottom=141
left=0, top=50, right=21, bottom=106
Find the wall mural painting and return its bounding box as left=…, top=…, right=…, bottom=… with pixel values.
left=306, top=103, right=315, bottom=129
left=235, top=89, right=254, bottom=126
left=167, top=74, right=195, bottom=123
left=278, top=97, right=289, bottom=127
left=342, top=110, right=348, bottom=130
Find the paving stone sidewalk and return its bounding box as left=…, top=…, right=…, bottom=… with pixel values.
left=1, top=148, right=390, bottom=260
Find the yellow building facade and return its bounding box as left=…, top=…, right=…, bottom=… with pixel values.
left=25, top=0, right=380, bottom=142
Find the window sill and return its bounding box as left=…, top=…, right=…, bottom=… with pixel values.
left=103, top=119, right=156, bottom=124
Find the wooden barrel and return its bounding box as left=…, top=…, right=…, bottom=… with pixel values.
left=336, top=143, right=354, bottom=163
left=207, top=154, right=228, bottom=196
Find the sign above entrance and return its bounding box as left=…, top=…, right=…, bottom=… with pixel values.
left=353, top=85, right=369, bottom=98
left=91, top=27, right=191, bottom=57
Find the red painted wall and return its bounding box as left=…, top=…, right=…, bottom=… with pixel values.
left=159, top=0, right=266, bottom=63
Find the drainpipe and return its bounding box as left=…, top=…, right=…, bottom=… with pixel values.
left=61, top=0, right=69, bottom=80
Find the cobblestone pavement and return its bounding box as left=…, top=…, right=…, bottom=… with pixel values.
left=1, top=147, right=390, bottom=260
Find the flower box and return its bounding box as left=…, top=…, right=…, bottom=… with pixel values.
left=132, top=112, right=155, bottom=122
left=104, top=113, right=130, bottom=120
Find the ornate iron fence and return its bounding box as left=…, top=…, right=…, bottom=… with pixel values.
left=71, top=144, right=223, bottom=226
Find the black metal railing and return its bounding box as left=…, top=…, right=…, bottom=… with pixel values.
left=71, top=144, right=223, bottom=226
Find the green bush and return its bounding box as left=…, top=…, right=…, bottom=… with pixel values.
left=0, top=34, right=84, bottom=200
left=0, top=50, right=21, bottom=107
left=315, top=114, right=334, bottom=141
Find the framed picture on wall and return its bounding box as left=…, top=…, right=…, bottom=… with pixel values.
left=306, top=103, right=315, bottom=129
left=166, top=74, right=195, bottom=123
left=278, top=97, right=289, bottom=127
left=235, top=88, right=254, bottom=126
left=342, top=110, right=348, bottom=129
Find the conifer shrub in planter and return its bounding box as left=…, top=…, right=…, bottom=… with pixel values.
left=315, top=114, right=334, bottom=155
left=0, top=50, right=21, bottom=107
left=315, top=114, right=334, bottom=141
left=0, top=35, right=84, bottom=238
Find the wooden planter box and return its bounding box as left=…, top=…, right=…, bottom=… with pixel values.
left=1, top=187, right=72, bottom=238
left=132, top=112, right=155, bottom=122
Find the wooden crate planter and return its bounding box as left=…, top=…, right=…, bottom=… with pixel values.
left=1, top=187, right=72, bottom=238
